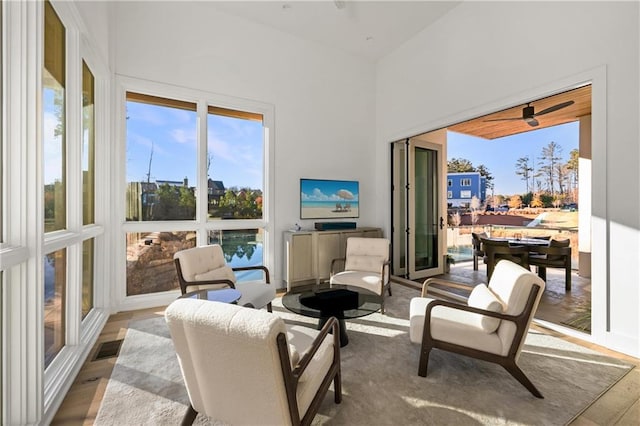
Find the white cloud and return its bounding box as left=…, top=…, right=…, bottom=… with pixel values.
left=170, top=128, right=196, bottom=145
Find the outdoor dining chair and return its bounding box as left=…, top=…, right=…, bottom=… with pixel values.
left=528, top=239, right=572, bottom=291
left=481, top=238, right=529, bottom=279
left=471, top=232, right=488, bottom=271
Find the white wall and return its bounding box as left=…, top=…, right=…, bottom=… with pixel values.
left=110, top=2, right=377, bottom=284
left=376, top=1, right=639, bottom=356
left=74, top=0, right=112, bottom=68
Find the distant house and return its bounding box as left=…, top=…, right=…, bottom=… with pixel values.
left=447, top=172, right=486, bottom=208
left=207, top=179, right=226, bottom=207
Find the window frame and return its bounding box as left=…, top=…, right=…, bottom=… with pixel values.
left=2, top=1, right=110, bottom=423
left=114, top=76, right=275, bottom=311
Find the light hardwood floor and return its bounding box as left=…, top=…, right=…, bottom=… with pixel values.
left=51, top=303, right=639, bottom=425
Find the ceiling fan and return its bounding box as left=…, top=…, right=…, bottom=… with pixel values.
left=484, top=100, right=575, bottom=127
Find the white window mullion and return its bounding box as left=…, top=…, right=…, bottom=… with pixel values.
left=64, top=23, right=81, bottom=347
left=196, top=100, right=208, bottom=245
left=83, top=35, right=110, bottom=312
left=262, top=111, right=275, bottom=274
left=3, top=1, right=44, bottom=423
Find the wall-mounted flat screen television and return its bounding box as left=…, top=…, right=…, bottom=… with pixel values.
left=300, top=178, right=359, bottom=219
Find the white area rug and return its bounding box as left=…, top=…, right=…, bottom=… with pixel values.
left=95, top=285, right=633, bottom=425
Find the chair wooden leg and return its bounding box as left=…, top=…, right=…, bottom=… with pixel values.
left=473, top=255, right=478, bottom=271
left=565, top=266, right=571, bottom=291
left=334, top=370, right=342, bottom=403
left=267, top=301, right=273, bottom=313
left=387, top=285, right=392, bottom=296
left=502, top=362, right=544, bottom=398
left=181, top=403, right=198, bottom=426
left=418, top=345, right=432, bottom=377
left=537, top=267, right=547, bottom=281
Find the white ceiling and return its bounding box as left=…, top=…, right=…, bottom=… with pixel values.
left=209, top=1, right=462, bottom=61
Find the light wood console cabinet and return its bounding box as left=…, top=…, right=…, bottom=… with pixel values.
left=284, top=227, right=383, bottom=290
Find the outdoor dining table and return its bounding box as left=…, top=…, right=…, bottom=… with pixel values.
left=481, top=237, right=552, bottom=278
left=484, top=237, right=551, bottom=248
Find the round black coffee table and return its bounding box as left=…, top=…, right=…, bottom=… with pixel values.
left=282, top=283, right=382, bottom=347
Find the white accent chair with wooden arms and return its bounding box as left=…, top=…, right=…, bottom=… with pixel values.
left=174, top=244, right=276, bottom=312
left=165, top=298, right=342, bottom=426
left=329, top=237, right=391, bottom=313
left=409, top=260, right=546, bottom=398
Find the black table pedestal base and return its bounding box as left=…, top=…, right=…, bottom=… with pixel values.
left=318, top=316, right=348, bottom=347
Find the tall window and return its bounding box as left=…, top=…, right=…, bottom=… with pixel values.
left=207, top=107, right=264, bottom=220
left=124, top=93, right=199, bottom=296
left=461, top=178, right=471, bottom=186
left=205, top=108, right=265, bottom=278
left=43, top=1, right=66, bottom=233
left=43, top=0, right=67, bottom=368
left=81, top=62, right=95, bottom=317
left=82, top=61, right=95, bottom=225
left=123, top=88, right=268, bottom=296
left=3, top=0, right=107, bottom=420
left=125, top=92, right=197, bottom=221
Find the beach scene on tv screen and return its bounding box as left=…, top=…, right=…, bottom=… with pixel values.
left=301, top=179, right=359, bottom=219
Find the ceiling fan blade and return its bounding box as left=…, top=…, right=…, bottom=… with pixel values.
left=527, top=118, right=539, bottom=127
left=534, top=100, right=575, bottom=116
left=483, top=117, right=523, bottom=122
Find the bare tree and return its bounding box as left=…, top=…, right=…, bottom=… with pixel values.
left=515, top=156, right=534, bottom=193
left=539, top=141, right=563, bottom=196
left=556, top=163, right=570, bottom=195
left=146, top=141, right=154, bottom=184
left=207, top=153, right=214, bottom=178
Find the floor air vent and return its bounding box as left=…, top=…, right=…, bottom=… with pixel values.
left=93, top=339, right=123, bottom=361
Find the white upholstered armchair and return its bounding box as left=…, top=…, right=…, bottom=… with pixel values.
left=330, top=237, right=391, bottom=313
left=165, top=298, right=342, bottom=426
left=174, top=244, right=276, bottom=312
left=409, top=260, right=546, bottom=398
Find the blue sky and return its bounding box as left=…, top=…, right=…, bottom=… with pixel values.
left=447, top=121, right=579, bottom=196
left=125, top=101, right=264, bottom=190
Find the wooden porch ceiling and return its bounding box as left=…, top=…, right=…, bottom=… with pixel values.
left=448, top=85, right=592, bottom=140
